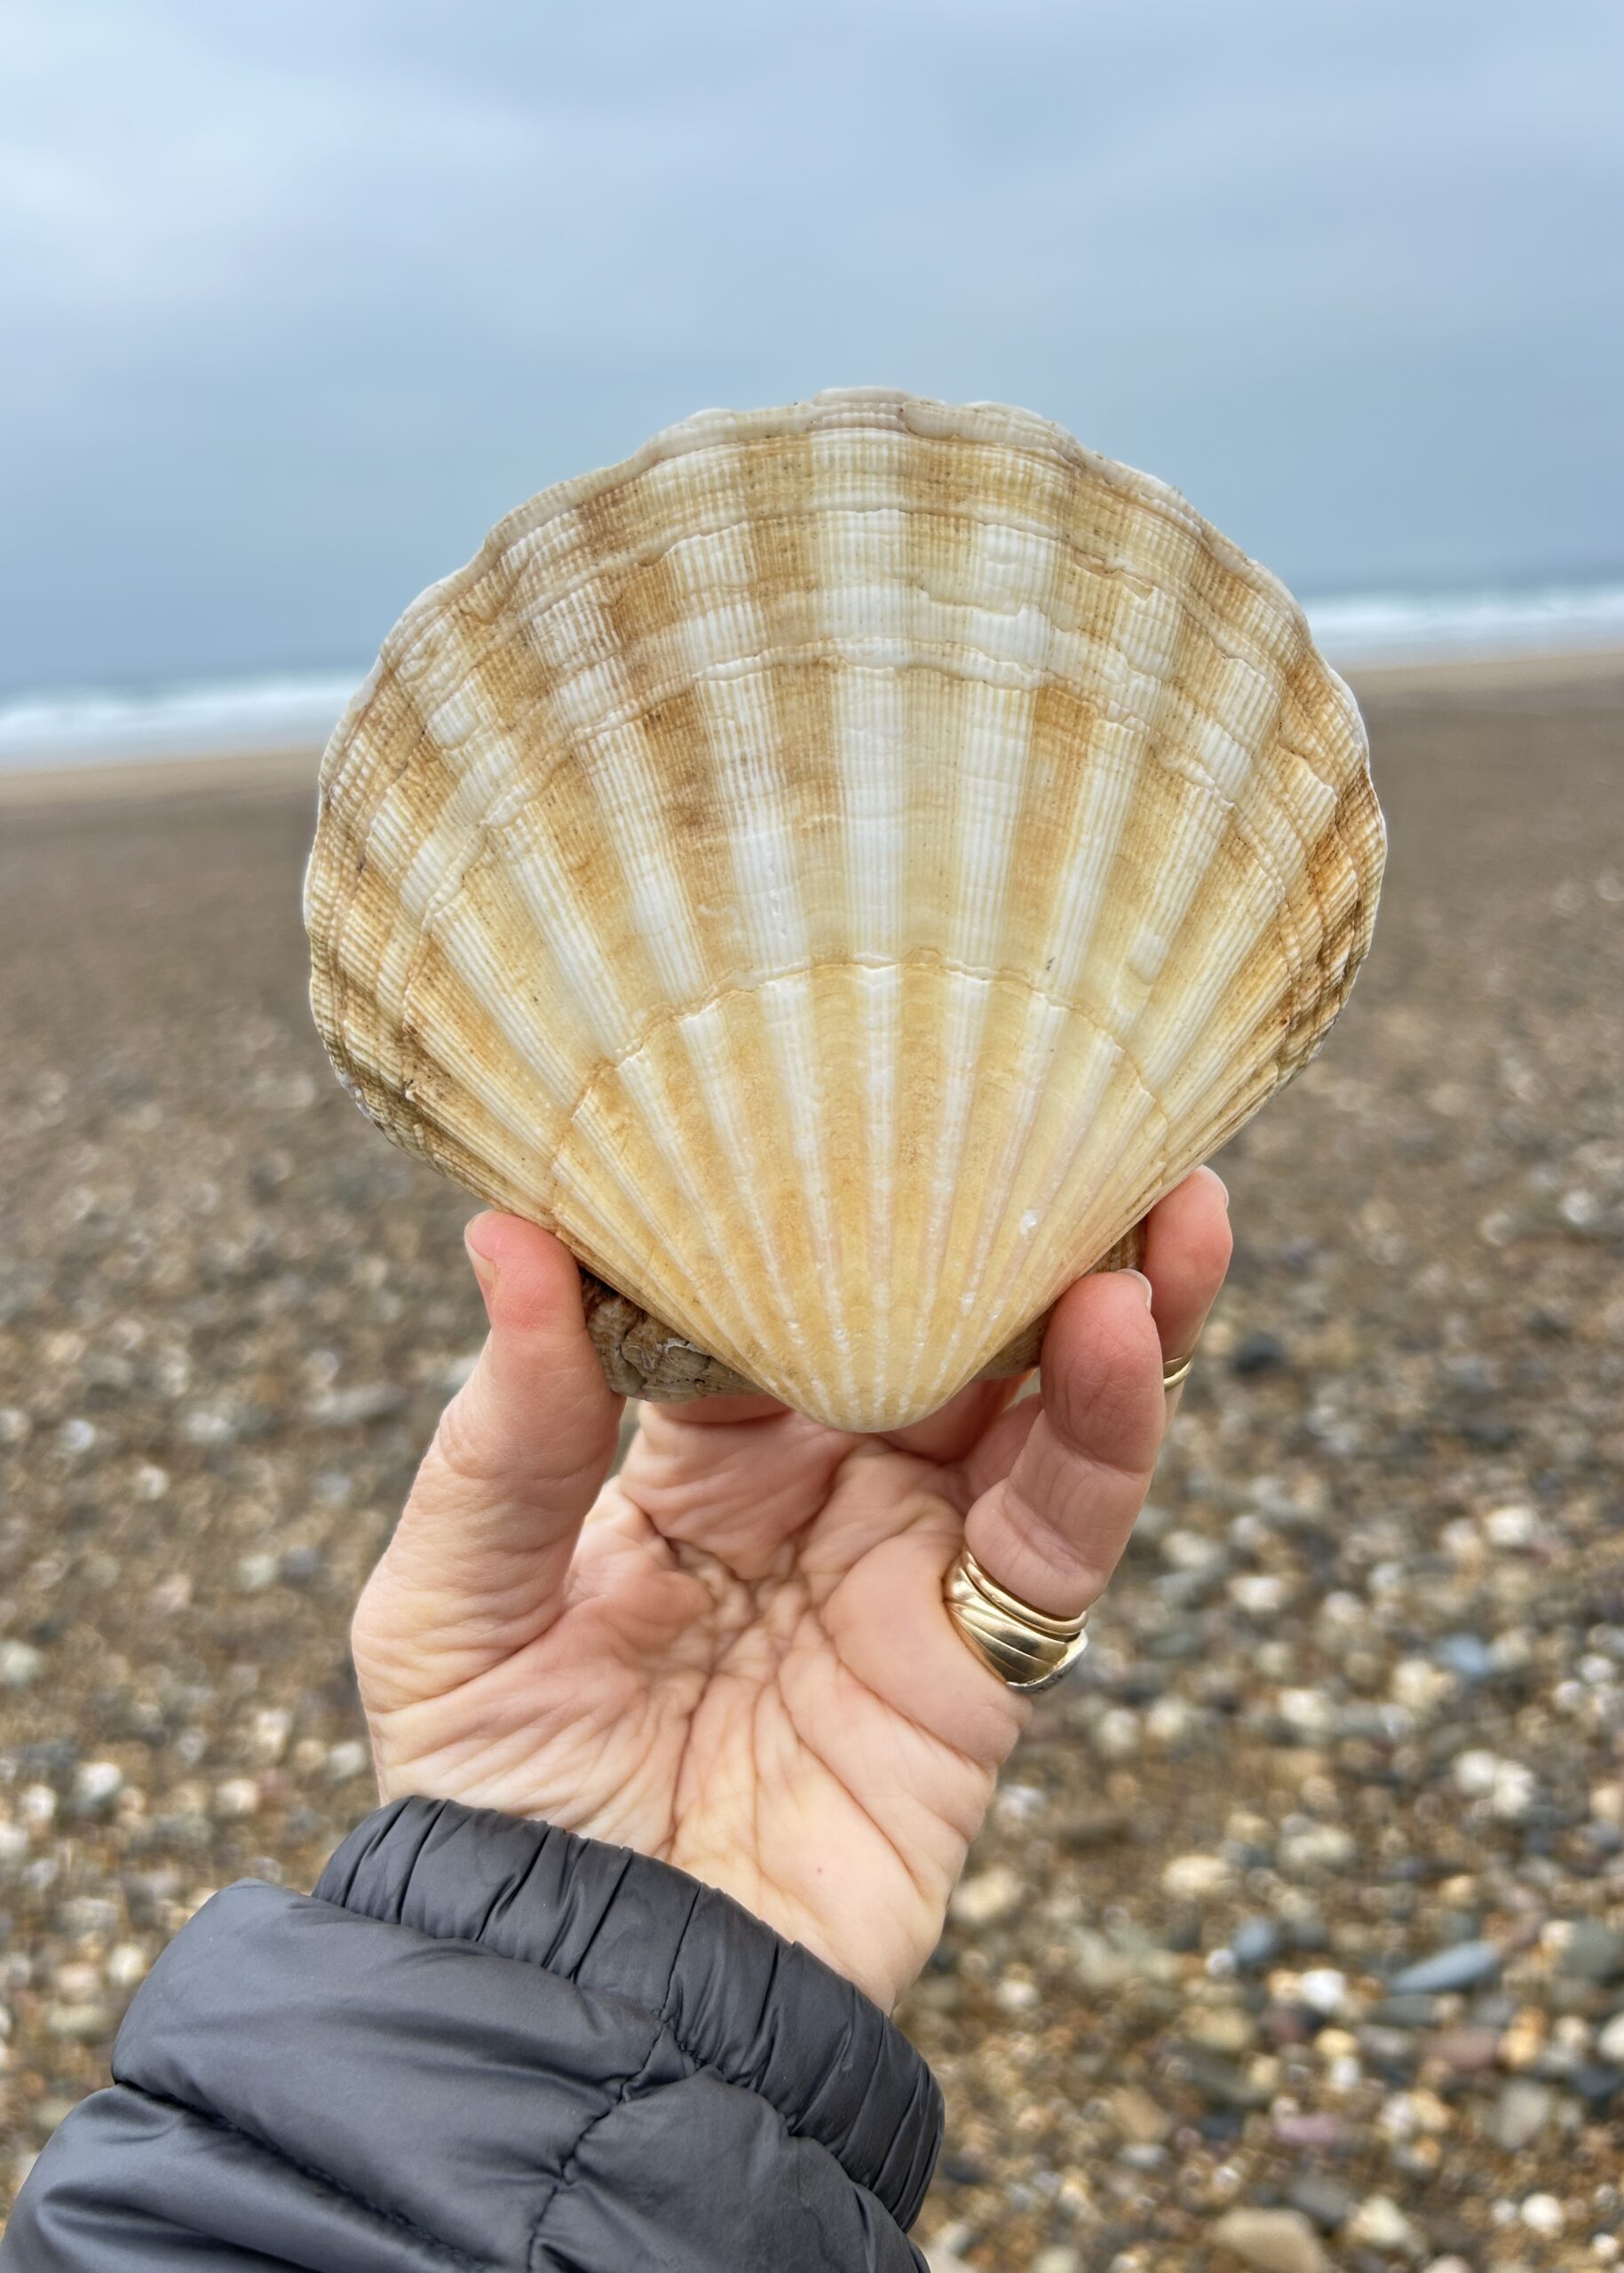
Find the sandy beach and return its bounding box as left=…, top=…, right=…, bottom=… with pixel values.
left=2, top=655, right=1622, bottom=2261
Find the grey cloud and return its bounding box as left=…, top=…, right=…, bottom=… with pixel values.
left=3, top=0, right=1620, bottom=692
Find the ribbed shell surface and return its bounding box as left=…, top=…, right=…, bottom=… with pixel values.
left=305, top=390, right=1383, bottom=1431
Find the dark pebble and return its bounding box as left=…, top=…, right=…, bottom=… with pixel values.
left=1261, top=2001, right=1319, bottom=2047
left=1183, top=2053, right=1270, bottom=2111
left=1287, top=2174, right=1360, bottom=2231
left=1232, top=1331, right=1288, bottom=1378
left=1568, top=2063, right=1624, bottom=2108
left=1358, top=2024, right=1421, bottom=2075
left=1367, top=1995, right=1445, bottom=2028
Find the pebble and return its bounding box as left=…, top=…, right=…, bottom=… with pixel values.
left=1482, top=1503, right=1543, bottom=1551
left=1491, top=2078, right=1555, bottom=2151
left=1596, top=2009, right=1624, bottom=2063
left=1108, top=2086, right=1171, bottom=2145
left=1388, top=1941, right=1501, bottom=1995
left=1271, top=2111, right=1351, bottom=2150
left=1368, top=1994, right=1445, bottom=2030
left=1428, top=2025, right=1501, bottom=2072
left=1231, top=1331, right=1288, bottom=1377
left=1277, top=1824, right=1357, bottom=1877
left=1161, top=1852, right=1232, bottom=1901
left=1230, top=1917, right=1284, bottom=1971
left=1566, top=2061, right=1624, bottom=2107
left=70, top=1762, right=123, bottom=1813
left=1211, top=2206, right=1330, bottom=2273
left=45, top=2002, right=114, bottom=2041
left=1559, top=1921, right=1624, bottom=1983
left=1032, top=2253, right=1082, bottom=2273
left=1431, top=1634, right=1494, bottom=1682
left=105, top=1945, right=147, bottom=1991
left=303, top=1383, right=407, bottom=1428
left=1295, top=1968, right=1347, bottom=2017
left=1346, top=2194, right=1429, bottom=2258
left=1518, top=2193, right=1565, bottom=2236
left=1286, top=2174, right=1359, bottom=2231
left=0, top=1642, right=44, bottom=1689
left=947, top=1865, right=1025, bottom=1928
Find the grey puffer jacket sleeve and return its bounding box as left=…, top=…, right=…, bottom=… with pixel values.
left=4, top=1796, right=942, bottom=2270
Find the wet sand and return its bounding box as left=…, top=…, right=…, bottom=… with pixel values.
left=2, top=657, right=1622, bottom=2261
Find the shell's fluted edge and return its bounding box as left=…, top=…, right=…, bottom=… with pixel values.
left=584, top=1223, right=1149, bottom=1403
left=305, top=386, right=1384, bottom=1431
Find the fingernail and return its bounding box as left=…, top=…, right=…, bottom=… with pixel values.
left=1208, top=1168, right=1231, bottom=1209
left=464, top=1231, right=500, bottom=1310
left=1123, top=1269, right=1154, bottom=1310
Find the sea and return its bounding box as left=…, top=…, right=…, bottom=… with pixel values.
left=3, top=579, right=1621, bottom=777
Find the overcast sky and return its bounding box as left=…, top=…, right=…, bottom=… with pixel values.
left=4, top=0, right=1620, bottom=695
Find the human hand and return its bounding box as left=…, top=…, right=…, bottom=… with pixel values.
left=350, top=1169, right=1232, bottom=2010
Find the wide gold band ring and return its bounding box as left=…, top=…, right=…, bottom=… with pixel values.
left=943, top=1546, right=1091, bottom=1691
left=1161, top=1352, right=1194, bottom=1390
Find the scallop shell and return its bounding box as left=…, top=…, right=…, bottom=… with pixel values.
left=305, top=390, right=1382, bottom=1432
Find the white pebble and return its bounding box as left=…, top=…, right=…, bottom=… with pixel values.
left=1093, top=1707, right=1143, bottom=1762
left=0, top=1642, right=44, bottom=1690
left=105, top=1944, right=148, bottom=1991
left=73, top=1762, right=123, bottom=1810
left=1296, top=1967, right=1347, bottom=2017
left=1483, top=1502, right=1541, bottom=1550
left=1161, top=1852, right=1232, bottom=1901
left=1519, top=2194, right=1565, bottom=2236
left=948, top=1865, right=1024, bottom=1928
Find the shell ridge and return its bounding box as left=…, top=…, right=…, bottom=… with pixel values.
left=908, top=464, right=1082, bottom=1392
left=683, top=477, right=859, bottom=1418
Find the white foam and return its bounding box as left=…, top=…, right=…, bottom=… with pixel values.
left=2, top=578, right=1621, bottom=774
left=1304, top=579, right=1624, bottom=667
left=0, top=672, right=358, bottom=773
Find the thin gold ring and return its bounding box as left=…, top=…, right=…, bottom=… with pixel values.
left=1161, top=1352, right=1194, bottom=1390
left=943, top=1545, right=1091, bottom=1691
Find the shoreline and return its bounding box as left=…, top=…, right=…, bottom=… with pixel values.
left=1, top=641, right=1620, bottom=812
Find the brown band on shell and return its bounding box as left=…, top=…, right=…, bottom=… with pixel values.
left=578, top=1216, right=1150, bottom=1408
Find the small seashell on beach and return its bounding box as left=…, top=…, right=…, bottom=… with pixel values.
left=306, top=389, right=1382, bottom=1431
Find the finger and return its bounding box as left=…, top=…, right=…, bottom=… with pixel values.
left=961, top=1267, right=1164, bottom=1618
left=1141, top=1167, right=1232, bottom=1420
left=380, top=1215, right=622, bottom=1632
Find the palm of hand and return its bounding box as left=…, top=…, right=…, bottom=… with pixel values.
left=353, top=1181, right=1228, bottom=2011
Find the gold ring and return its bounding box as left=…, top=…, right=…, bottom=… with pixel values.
left=1161, top=1353, right=1194, bottom=1390
left=943, top=1545, right=1090, bottom=1691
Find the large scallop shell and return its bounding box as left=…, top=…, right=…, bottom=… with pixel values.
left=306, top=390, right=1382, bottom=1432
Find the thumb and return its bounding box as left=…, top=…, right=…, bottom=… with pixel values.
left=360, top=1216, right=622, bottom=1683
